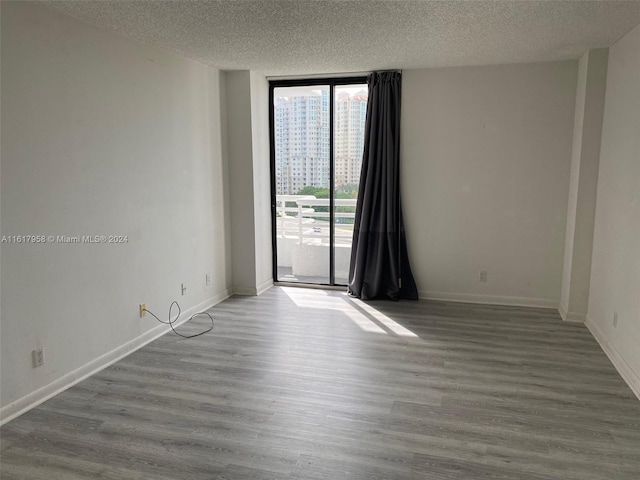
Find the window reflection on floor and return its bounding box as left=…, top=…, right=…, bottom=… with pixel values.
left=281, top=287, right=418, bottom=337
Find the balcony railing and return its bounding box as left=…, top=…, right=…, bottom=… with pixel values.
left=274, top=195, right=356, bottom=245
left=274, top=195, right=357, bottom=282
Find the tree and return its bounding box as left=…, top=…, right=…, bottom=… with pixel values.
left=293, top=186, right=359, bottom=224
left=296, top=186, right=329, bottom=198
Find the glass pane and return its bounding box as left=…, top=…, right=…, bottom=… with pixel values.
left=333, top=85, right=368, bottom=285
left=273, top=86, right=330, bottom=284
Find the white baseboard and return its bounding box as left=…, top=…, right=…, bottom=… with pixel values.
left=0, top=289, right=232, bottom=426
left=419, top=290, right=558, bottom=309
left=234, top=279, right=273, bottom=296
left=256, top=278, right=273, bottom=295
left=586, top=315, right=640, bottom=401
left=558, top=304, right=586, bottom=322
left=233, top=286, right=257, bottom=295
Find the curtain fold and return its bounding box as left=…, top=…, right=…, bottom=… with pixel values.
left=348, top=71, right=418, bottom=301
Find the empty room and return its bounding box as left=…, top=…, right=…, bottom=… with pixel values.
left=1, top=1, right=639, bottom=479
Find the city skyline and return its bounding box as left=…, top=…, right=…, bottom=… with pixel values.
left=273, top=85, right=368, bottom=195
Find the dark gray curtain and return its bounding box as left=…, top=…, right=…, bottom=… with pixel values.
left=347, top=71, right=418, bottom=301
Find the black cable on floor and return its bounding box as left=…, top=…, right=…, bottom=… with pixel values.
left=144, top=301, right=213, bottom=338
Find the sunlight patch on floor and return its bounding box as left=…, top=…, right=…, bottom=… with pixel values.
left=281, top=287, right=418, bottom=337
left=348, top=297, right=419, bottom=338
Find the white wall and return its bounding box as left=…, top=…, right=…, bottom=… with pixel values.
left=560, top=49, right=608, bottom=322
left=225, top=71, right=258, bottom=294
left=402, top=61, right=577, bottom=307
left=587, top=24, right=640, bottom=398
left=223, top=71, right=273, bottom=295
left=249, top=72, right=274, bottom=293
left=0, top=2, right=231, bottom=420
left=561, top=54, right=589, bottom=315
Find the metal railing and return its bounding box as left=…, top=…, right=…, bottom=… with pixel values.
left=275, top=195, right=356, bottom=245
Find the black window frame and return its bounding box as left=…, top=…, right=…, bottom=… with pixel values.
left=269, top=76, right=368, bottom=286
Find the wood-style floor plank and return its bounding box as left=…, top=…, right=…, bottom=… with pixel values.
left=2, top=287, right=639, bottom=479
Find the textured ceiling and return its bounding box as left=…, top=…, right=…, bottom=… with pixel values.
left=42, top=0, right=640, bottom=75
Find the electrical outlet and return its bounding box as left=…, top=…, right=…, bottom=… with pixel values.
left=613, top=311, right=618, bottom=328
left=479, top=270, right=488, bottom=283
left=139, top=303, right=146, bottom=318
left=205, top=273, right=211, bottom=286
left=181, top=283, right=187, bottom=296
left=32, top=347, right=44, bottom=368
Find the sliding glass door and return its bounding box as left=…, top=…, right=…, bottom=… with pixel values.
left=270, top=78, right=368, bottom=286
left=272, top=84, right=331, bottom=284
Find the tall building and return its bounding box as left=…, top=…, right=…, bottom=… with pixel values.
left=274, top=88, right=367, bottom=195
left=334, top=89, right=368, bottom=188
left=274, top=88, right=330, bottom=195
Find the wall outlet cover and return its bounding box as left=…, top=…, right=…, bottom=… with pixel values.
left=32, top=347, right=44, bottom=368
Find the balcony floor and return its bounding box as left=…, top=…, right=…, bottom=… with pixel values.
left=277, top=266, right=348, bottom=287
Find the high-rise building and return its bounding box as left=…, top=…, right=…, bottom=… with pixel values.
left=274, top=88, right=330, bottom=195
left=274, top=87, right=367, bottom=195
left=334, top=89, right=368, bottom=188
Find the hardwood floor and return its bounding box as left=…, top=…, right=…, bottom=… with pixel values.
left=2, top=286, right=639, bottom=479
